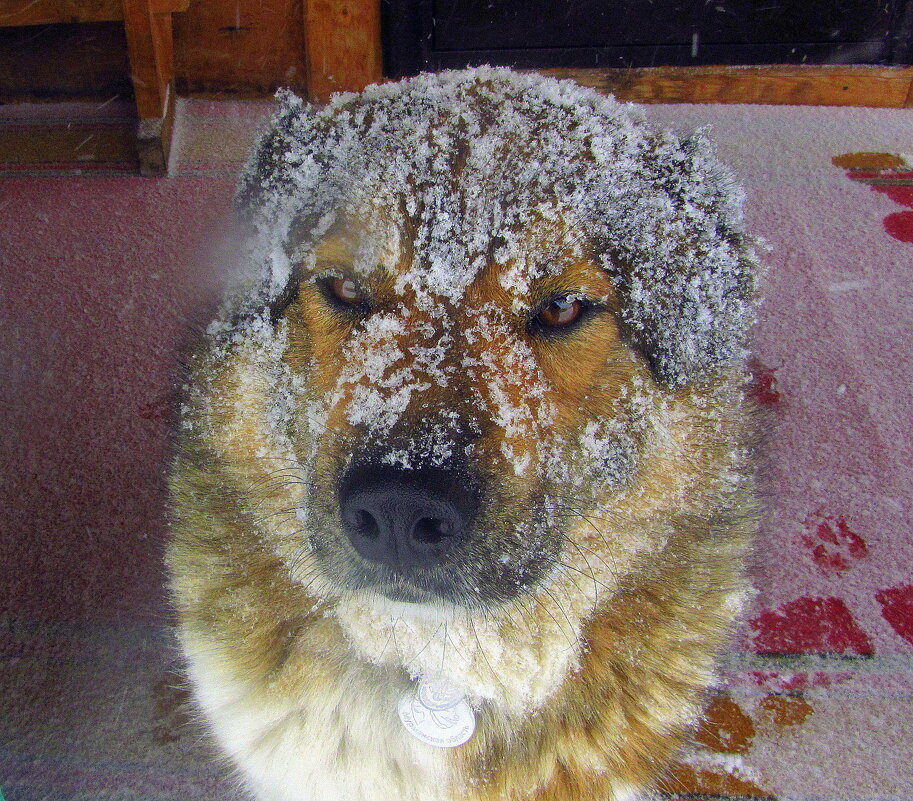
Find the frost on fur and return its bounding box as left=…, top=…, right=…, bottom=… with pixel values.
left=232, top=67, right=759, bottom=389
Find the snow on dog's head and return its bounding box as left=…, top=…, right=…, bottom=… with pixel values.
left=231, top=67, right=757, bottom=387
left=184, top=68, right=760, bottom=714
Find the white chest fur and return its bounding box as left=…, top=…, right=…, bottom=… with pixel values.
left=180, top=630, right=453, bottom=801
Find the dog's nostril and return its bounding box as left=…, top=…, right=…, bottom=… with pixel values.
left=355, top=510, right=380, bottom=539
left=412, top=516, right=451, bottom=545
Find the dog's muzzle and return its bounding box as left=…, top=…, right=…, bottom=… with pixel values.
left=339, top=465, right=479, bottom=574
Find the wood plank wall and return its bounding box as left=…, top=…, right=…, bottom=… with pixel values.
left=168, top=0, right=913, bottom=105
left=172, top=0, right=309, bottom=95
left=172, top=0, right=382, bottom=100
left=171, top=0, right=385, bottom=100
left=1, top=0, right=911, bottom=106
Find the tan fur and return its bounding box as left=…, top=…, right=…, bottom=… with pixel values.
left=167, top=70, right=760, bottom=801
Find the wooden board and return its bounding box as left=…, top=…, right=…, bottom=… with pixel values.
left=0, top=124, right=137, bottom=167
left=0, top=22, right=132, bottom=101
left=540, top=66, right=913, bottom=108
left=303, top=0, right=382, bottom=102
left=0, top=0, right=188, bottom=26
left=172, top=0, right=308, bottom=95
left=0, top=99, right=140, bottom=175
left=0, top=0, right=123, bottom=26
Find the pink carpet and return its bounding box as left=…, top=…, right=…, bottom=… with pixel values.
left=1, top=97, right=911, bottom=800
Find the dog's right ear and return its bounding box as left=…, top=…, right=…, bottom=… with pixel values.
left=234, top=89, right=316, bottom=226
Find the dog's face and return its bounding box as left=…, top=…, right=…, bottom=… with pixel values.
left=279, top=209, right=643, bottom=609
left=185, top=69, right=757, bottom=710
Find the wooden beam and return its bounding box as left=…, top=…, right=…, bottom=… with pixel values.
left=122, top=0, right=170, bottom=118
left=121, top=0, right=180, bottom=174
left=540, top=66, right=913, bottom=108
left=303, top=0, right=381, bottom=103
left=0, top=0, right=186, bottom=26
left=0, top=0, right=122, bottom=25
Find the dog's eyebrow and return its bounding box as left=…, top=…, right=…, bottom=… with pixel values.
left=311, top=236, right=356, bottom=271
left=308, top=231, right=397, bottom=284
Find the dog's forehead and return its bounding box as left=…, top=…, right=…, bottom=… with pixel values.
left=307, top=199, right=600, bottom=310
left=275, top=74, right=626, bottom=306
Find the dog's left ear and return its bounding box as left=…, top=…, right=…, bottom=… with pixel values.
left=228, top=90, right=334, bottom=322
left=601, top=130, right=761, bottom=389
left=234, top=89, right=324, bottom=227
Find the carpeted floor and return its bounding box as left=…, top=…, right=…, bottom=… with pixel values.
left=1, top=96, right=912, bottom=801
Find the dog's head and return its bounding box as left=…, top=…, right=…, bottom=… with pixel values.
left=187, top=68, right=758, bottom=707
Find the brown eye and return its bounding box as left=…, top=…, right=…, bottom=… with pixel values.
left=330, top=277, right=364, bottom=304
left=537, top=296, right=584, bottom=328
left=319, top=275, right=369, bottom=312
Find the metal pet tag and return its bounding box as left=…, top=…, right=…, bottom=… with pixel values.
left=398, top=680, right=475, bottom=748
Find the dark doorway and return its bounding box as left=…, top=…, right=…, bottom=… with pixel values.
left=383, top=0, right=913, bottom=78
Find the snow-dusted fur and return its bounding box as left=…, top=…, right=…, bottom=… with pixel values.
left=167, top=68, right=761, bottom=801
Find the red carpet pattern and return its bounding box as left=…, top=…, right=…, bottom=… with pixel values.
left=833, top=151, right=913, bottom=243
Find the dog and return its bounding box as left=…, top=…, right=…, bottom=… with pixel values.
left=166, top=67, right=761, bottom=801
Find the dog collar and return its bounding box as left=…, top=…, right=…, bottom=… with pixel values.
left=398, top=678, right=475, bottom=748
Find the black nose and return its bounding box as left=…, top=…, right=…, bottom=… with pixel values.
left=339, top=466, right=477, bottom=570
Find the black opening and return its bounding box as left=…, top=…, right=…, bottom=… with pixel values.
left=381, top=0, right=913, bottom=78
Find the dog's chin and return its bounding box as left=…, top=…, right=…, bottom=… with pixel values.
left=367, top=574, right=467, bottom=607
left=344, top=576, right=481, bottom=620
left=377, top=585, right=436, bottom=605
left=344, top=571, right=533, bottom=613
left=368, top=590, right=464, bottom=623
